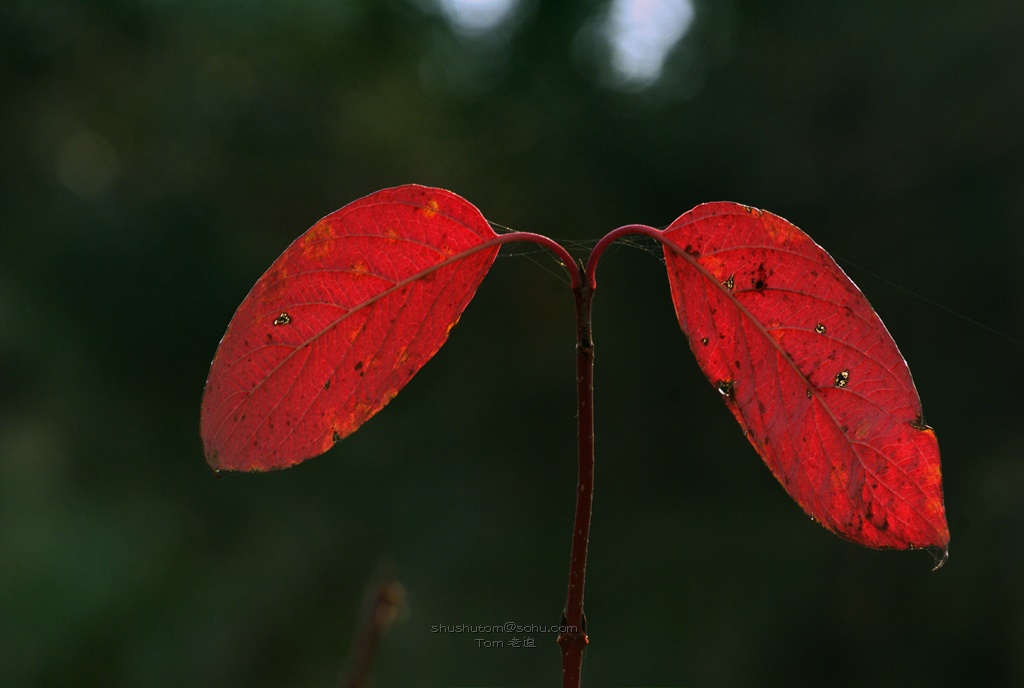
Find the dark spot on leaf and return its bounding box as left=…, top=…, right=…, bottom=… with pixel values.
left=701, top=337, right=709, bottom=346
left=815, top=323, right=827, bottom=334
left=722, top=274, right=735, bottom=290
left=716, top=379, right=735, bottom=399
left=752, top=262, right=770, bottom=293
left=684, top=244, right=700, bottom=258
left=354, top=361, right=363, bottom=371
left=910, top=414, right=932, bottom=431
left=273, top=312, right=291, bottom=326
left=834, top=369, right=849, bottom=388
left=332, top=430, right=341, bottom=444
left=324, top=380, right=331, bottom=390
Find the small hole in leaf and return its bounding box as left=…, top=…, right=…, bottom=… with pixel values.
left=273, top=312, right=292, bottom=326
left=722, top=274, right=735, bottom=290
left=815, top=323, right=826, bottom=334
left=834, top=369, right=849, bottom=388
left=701, top=337, right=709, bottom=346
left=332, top=430, right=341, bottom=444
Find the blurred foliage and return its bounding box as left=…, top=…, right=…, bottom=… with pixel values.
left=2, top=1, right=1023, bottom=685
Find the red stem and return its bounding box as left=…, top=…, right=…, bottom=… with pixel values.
left=557, top=273, right=594, bottom=687
left=585, top=224, right=664, bottom=288
left=504, top=226, right=661, bottom=687
left=495, top=232, right=581, bottom=289
left=557, top=224, right=662, bottom=687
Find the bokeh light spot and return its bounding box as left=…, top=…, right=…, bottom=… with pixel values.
left=605, top=0, right=695, bottom=86
left=438, top=0, right=519, bottom=35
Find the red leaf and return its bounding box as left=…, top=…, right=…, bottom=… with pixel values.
left=201, top=185, right=499, bottom=471
left=661, top=203, right=949, bottom=552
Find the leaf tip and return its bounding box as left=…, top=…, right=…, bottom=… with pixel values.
left=204, top=449, right=223, bottom=477
left=929, top=545, right=949, bottom=572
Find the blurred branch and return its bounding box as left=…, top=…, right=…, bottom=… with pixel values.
left=339, top=567, right=408, bottom=688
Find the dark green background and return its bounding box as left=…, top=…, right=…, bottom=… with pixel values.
left=2, top=1, right=1022, bottom=685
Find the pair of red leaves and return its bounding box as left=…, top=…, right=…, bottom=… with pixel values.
left=200, top=185, right=949, bottom=555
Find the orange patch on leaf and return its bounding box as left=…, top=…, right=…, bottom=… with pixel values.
left=829, top=464, right=849, bottom=492
left=302, top=221, right=334, bottom=261
left=395, top=347, right=410, bottom=366
left=764, top=217, right=805, bottom=245
left=319, top=408, right=342, bottom=452
left=766, top=321, right=786, bottom=343
left=698, top=254, right=727, bottom=281
left=421, top=199, right=440, bottom=219
left=259, top=266, right=291, bottom=304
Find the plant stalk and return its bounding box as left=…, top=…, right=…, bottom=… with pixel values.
left=558, top=268, right=595, bottom=688
left=549, top=227, right=662, bottom=687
